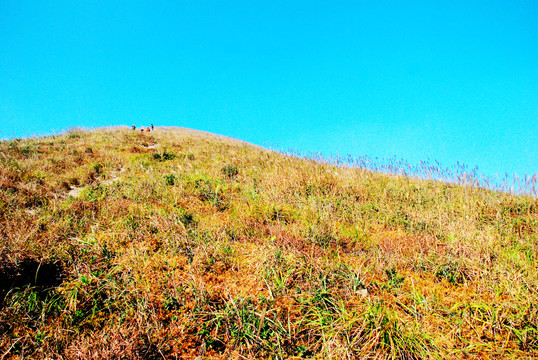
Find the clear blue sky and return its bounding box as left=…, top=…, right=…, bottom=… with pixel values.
left=1, top=1, right=537, bottom=179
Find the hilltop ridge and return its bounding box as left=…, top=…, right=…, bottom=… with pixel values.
left=0, top=127, right=536, bottom=358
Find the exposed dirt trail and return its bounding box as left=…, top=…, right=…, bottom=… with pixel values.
left=67, top=167, right=125, bottom=198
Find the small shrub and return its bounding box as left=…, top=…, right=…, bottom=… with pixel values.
left=385, top=268, right=405, bottom=287
left=92, top=163, right=103, bottom=175
left=20, top=145, right=34, bottom=157
left=267, top=205, right=296, bottom=224
left=194, top=179, right=227, bottom=210
left=153, top=151, right=176, bottom=161
left=221, top=165, right=239, bottom=178
left=308, top=225, right=334, bottom=248
left=164, top=174, right=177, bottom=186
left=435, top=261, right=467, bottom=285
left=178, top=210, right=196, bottom=228
left=68, top=177, right=80, bottom=186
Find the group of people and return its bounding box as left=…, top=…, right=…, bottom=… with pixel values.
left=132, top=124, right=154, bottom=132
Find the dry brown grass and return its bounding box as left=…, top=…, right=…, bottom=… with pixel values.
left=0, top=127, right=536, bottom=359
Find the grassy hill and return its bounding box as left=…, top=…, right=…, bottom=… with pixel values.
left=0, top=127, right=536, bottom=359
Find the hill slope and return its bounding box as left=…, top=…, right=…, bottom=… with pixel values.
left=1, top=127, right=537, bottom=358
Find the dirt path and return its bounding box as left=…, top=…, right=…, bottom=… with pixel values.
left=67, top=167, right=125, bottom=198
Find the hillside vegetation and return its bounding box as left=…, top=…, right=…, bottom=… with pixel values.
left=0, top=127, right=537, bottom=359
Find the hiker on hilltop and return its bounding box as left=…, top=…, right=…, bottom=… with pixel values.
left=132, top=124, right=136, bottom=130
left=151, top=124, right=154, bottom=131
